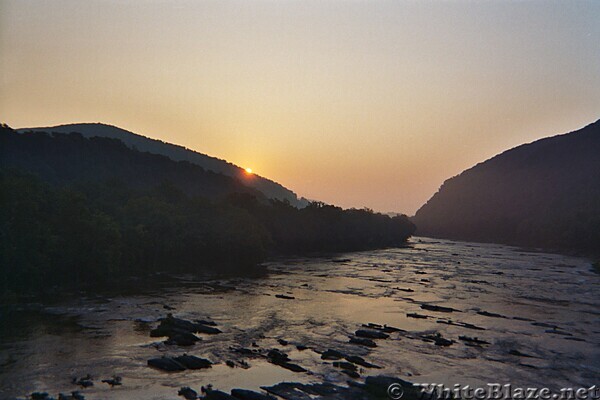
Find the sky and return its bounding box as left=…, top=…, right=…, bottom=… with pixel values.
left=1, top=0, right=599, bottom=214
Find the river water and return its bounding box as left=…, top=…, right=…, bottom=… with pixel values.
left=1, top=237, right=598, bottom=399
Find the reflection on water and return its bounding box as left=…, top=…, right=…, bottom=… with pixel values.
left=0, top=237, right=598, bottom=399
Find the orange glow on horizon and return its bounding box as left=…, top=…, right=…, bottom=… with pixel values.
left=2, top=1, right=599, bottom=214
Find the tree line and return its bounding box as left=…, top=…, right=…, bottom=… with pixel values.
left=0, top=126, right=415, bottom=297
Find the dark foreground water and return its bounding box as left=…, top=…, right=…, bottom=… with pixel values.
left=1, top=237, right=598, bottom=399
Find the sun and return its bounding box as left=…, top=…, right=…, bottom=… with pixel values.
left=245, top=167, right=253, bottom=174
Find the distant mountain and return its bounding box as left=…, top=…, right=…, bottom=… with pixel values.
left=2, top=127, right=263, bottom=200
left=18, top=123, right=308, bottom=207
left=413, top=119, right=600, bottom=254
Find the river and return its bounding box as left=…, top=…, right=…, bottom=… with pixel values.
left=1, top=237, right=598, bottom=399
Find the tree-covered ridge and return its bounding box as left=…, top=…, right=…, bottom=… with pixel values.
left=19, top=123, right=308, bottom=207
left=413, top=119, right=600, bottom=255
left=3, top=127, right=262, bottom=200
left=0, top=125, right=415, bottom=296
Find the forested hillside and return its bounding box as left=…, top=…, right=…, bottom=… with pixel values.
left=19, top=123, right=307, bottom=207
left=413, top=119, right=600, bottom=254
left=1, top=124, right=415, bottom=296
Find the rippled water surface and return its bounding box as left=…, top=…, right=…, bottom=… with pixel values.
left=1, top=237, right=598, bottom=399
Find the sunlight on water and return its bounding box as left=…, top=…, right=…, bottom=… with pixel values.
left=0, top=237, right=598, bottom=399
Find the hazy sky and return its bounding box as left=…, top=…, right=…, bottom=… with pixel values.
left=1, top=1, right=599, bottom=214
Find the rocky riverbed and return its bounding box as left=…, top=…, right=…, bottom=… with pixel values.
left=1, top=237, right=598, bottom=399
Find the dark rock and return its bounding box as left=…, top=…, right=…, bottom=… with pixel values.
left=296, top=344, right=308, bottom=351
left=512, top=316, right=534, bottom=321
left=468, top=279, right=489, bottom=284
left=349, top=337, right=377, bottom=347
left=231, top=347, right=257, bottom=355
left=58, top=393, right=85, bottom=400
left=362, top=323, right=404, bottom=333
left=519, top=363, right=538, bottom=369
left=331, top=258, right=352, bottom=263
left=458, top=336, right=490, bottom=345
left=355, top=329, right=389, bottom=339
left=160, top=314, right=202, bottom=332
left=321, top=349, right=345, bottom=360
left=196, top=319, right=218, bottom=326
left=267, top=349, right=289, bottom=362
left=273, top=361, right=307, bottom=373
left=197, top=324, right=222, bottom=334
left=340, top=369, right=360, bottom=379
left=31, top=393, right=50, bottom=400
left=231, top=389, right=276, bottom=400
left=226, top=360, right=236, bottom=368
left=407, top=312, right=429, bottom=319
left=275, top=294, right=295, bottom=300
left=152, top=314, right=220, bottom=339
left=396, top=288, right=415, bottom=292
left=277, top=339, right=289, bottom=346
left=164, top=332, right=201, bottom=346
left=362, top=376, right=421, bottom=400
left=421, top=304, right=457, bottom=313
left=267, top=349, right=306, bottom=373
left=173, top=355, right=212, bottom=369
left=204, top=390, right=236, bottom=399
left=508, top=349, right=534, bottom=358
left=101, top=375, right=122, bottom=387
left=178, top=386, right=198, bottom=400
left=422, top=333, right=454, bottom=346
left=72, top=375, right=93, bottom=388
left=151, top=325, right=194, bottom=338
left=477, top=311, right=506, bottom=318
left=261, top=383, right=313, bottom=400
left=345, top=355, right=381, bottom=369
left=332, top=361, right=357, bottom=371
left=262, top=377, right=420, bottom=399
left=147, top=356, right=186, bottom=371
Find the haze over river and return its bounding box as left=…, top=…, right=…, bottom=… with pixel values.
left=1, top=237, right=598, bottom=399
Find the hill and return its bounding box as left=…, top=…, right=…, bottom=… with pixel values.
left=0, top=124, right=415, bottom=295
left=413, top=119, right=600, bottom=254
left=18, top=123, right=308, bottom=207
left=2, top=127, right=262, bottom=200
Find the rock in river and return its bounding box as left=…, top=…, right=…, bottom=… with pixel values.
left=164, top=332, right=201, bottom=346
left=320, top=349, right=345, bottom=360
left=231, top=388, right=276, bottom=400
left=349, top=337, right=377, bottom=347
left=178, top=386, right=198, bottom=400
left=420, top=304, right=458, bottom=313
left=355, top=329, right=390, bottom=339
left=174, top=355, right=212, bottom=369
left=147, top=356, right=186, bottom=372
